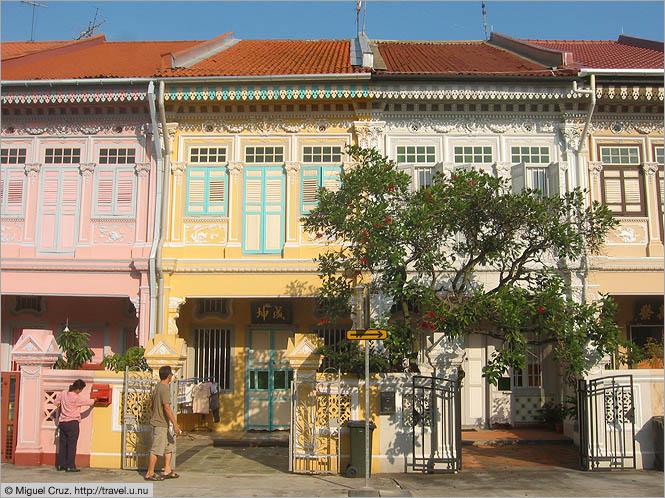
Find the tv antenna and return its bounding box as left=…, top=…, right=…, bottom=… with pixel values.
left=21, top=0, right=48, bottom=42
left=481, top=1, right=489, bottom=40
left=76, top=8, right=105, bottom=40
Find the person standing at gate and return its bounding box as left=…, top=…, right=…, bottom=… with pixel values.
left=145, top=365, right=182, bottom=481
left=56, top=379, right=95, bottom=472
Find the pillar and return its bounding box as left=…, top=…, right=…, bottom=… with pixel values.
left=11, top=329, right=61, bottom=466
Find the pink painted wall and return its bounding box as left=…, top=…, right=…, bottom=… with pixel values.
left=1, top=296, right=139, bottom=371
left=1, top=109, right=157, bottom=357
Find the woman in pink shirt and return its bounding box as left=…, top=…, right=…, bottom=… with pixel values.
left=56, top=379, right=95, bottom=472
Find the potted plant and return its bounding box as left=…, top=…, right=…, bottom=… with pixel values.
left=101, top=346, right=149, bottom=372
left=54, top=327, right=94, bottom=370
left=538, top=401, right=566, bottom=433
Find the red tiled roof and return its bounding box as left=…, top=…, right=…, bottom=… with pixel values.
left=376, top=41, right=568, bottom=76
left=521, top=39, right=664, bottom=69
left=2, top=40, right=201, bottom=80
left=161, top=39, right=365, bottom=76
left=1, top=40, right=74, bottom=60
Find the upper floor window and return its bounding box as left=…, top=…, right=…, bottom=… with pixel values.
left=397, top=145, right=435, bottom=164
left=45, top=148, right=81, bottom=164
left=190, top=147, right=227, bottom=164
left=655, top=146, right=664, bottom=166
left=396, top=145, right=437, bottom=190
left=245, top=146, right=284, bottom=164
left=186, top=167, right=227, bottom=216
left=454, top=146, right=493, bottom=164
left=13, top=296, right=44, bottom=314
left=655, top=146, right=664, bottom=240
left=511, top=146, right=557, bottom=196
left=599, top=145, right=644, bottom=216
left=301, top=166, right=341, bottom=214
left=303, top=146, right=342, bottom=163
left=95, top=168, right=136, bottom=216
left=511, top=146, right=550, bottom=164
left=99, top=148, right=136, bottom=165
left=1, top=148, right=27, bottom=165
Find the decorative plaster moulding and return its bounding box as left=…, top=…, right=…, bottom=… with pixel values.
left=1, top=87, right=147, bottom=105
left=1, top=119, right=150, bottom=137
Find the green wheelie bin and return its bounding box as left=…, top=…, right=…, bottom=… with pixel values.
left=345, top=420, right=376, bottom=478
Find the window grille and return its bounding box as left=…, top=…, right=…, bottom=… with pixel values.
left=99, top=148, right=136, bottom=165
left=196, top=298, right=228, bottom=316
left=314, top=325, right=350, bottom=371
left=245, top=146, right=284, bottom=163
left=396, top=146, right=435, bottom=164
left=511, top=146, right=550, bottom=164
left=194, top=327, right=232, bottom=390
left=189, top=147, right=227, bottom=164
left=1, top=148, right=27, bottom=164
left=454, top=146, right=493, bottom=164
left=303, top=146, right=342, bottom=163
left=14, top=296, right=43, bottom=313
left=45, top=148, right=81, bottom=164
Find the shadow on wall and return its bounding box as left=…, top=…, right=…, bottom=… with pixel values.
left=635, top=416, right=663, bottom=470
left=284, top=280, right=318, bottom=297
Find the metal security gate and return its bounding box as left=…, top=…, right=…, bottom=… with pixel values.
left=121, top=369, right=157, bottom=470
left=1, top=372, right=20, bottom=463
left=290, top=370, right=351, bottom=474
left=410, top=375, right=461, bottom=473
left=579, top=374, right=636, bottom=470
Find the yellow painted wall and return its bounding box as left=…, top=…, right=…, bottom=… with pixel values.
left=90, top=370, right=124, bottom=469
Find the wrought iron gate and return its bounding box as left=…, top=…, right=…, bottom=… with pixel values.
left=409, top=375, right=461, bottom=473
left=290, top=370, right=351, bottom=474
left=578, top=374, right=636, bottom=470
left=121, top=369, right=156, bottom=470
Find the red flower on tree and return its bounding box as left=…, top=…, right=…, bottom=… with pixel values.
left=539, top=306, right=545, bottom=314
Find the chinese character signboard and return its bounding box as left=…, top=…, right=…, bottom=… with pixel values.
left=251, top=302, right=292, bottom=324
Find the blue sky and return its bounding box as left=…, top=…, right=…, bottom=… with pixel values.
left=1, top=1, right=663, bottom=43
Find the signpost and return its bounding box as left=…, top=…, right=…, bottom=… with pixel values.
left=346, top=329, right=387, bottom=341
left=349, top=286, right=384, bottom=490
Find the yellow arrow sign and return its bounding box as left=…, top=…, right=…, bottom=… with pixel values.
left=346, top=329, right=387, bottom=340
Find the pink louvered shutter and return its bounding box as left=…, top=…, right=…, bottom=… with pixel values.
left=115, top=169, right=135, bottom=215
left=96, top=169, right=114, bottom=214
left=58, top=169, right=80, bottom=250
left=0, top=169, right=25, bottom=215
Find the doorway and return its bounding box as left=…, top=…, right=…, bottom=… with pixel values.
left=246, top=328, right=294, bottom=431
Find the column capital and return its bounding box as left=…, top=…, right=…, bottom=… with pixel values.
left=79, top=163, right=96, bottom=177
left=285, top=161, right=301, bottom=176
left=643, top=162, right=659, bottom=177
left=228, top=161, right=244, bottom=176
left=588, top=161, right=603, bottom=177
left=135, top=162, right=151, bottom=177
left=24, top=163, right=41, bottom=178
left=170, top=161, right=186, bottom=176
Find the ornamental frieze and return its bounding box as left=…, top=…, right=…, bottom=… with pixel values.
left=2, top=120, right=148, bottom=137
left=590, top=119, right=664, bottom=135
left=1, top=223, right=23, bottom=243
left=94, top=224, right=135, bottom=244
left=199, top=117, right=350, bottom=134
left=385, top=117, right=557, bottom=135
left=184, top=224, right=227, bottom=245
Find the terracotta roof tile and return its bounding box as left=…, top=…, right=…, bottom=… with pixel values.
left=521, top=39, right=664, bottom=69
left=161, top=39, right=364, bottom=76
left=2, top=40, right=201, bottom=80
left=1, top=41, right=74, bottom=60
left=375, top=41, right=565, bottom=76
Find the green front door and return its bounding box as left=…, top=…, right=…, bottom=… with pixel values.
left=246, top=328, right=294, bottom=431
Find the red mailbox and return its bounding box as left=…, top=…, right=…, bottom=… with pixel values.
left=90, top=384, right=111, bottom=406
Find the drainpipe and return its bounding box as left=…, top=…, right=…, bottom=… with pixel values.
left=572, top=74, right=596, bottom=304
left=147, top=81, right=164, bottom=340
left=155, top=81, right=171, bottom=336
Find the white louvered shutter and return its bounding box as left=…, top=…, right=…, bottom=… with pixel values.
left=244, top=169, right=263, bottom=252
left=623, top=169, right=642, bottom=213
left=511, top=163, right=526, bottom=193
left=187, top=168, right=206, bottom=214
left=301, top=167, right=320, bottom=213
left=207, top=168, right=226, bottom=214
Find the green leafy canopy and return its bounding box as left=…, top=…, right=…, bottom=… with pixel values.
left=303, top=145, right=620, bottom=383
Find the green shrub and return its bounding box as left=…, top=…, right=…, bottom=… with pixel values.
left=101, top=346, right=149, bottom=372
left=54, top=328, right=94, bottom=370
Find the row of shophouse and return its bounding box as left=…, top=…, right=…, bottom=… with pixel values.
left=1, top=30, right=663, bottom=441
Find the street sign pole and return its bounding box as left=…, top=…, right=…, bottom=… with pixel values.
left=365, top=336, right=370, bottom=489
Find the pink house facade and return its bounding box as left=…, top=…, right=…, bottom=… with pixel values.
left=0, top=84, right=157, bottom=369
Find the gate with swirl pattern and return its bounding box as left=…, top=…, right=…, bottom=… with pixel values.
left=579, top=374, right=636, bottom=470
left=289, top=370, right=352, bottom=474
left=121, top=369, right=157, bottom=470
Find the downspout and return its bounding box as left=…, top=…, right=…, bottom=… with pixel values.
left=572, top=74, right=596, bottom=304
left=156, top=81, right=171, bottom=336
left=147, top=81, right=164, bottom=340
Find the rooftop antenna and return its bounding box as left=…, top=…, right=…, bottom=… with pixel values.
left=76, top=8, right=105, bottom=40
left=356, top=0, right=361, bottom=33
left=482, top=1, right=489, bottom=40
left=362, top=0, right=368, bottom=33
left=21, top=0, right=47, bottom=42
